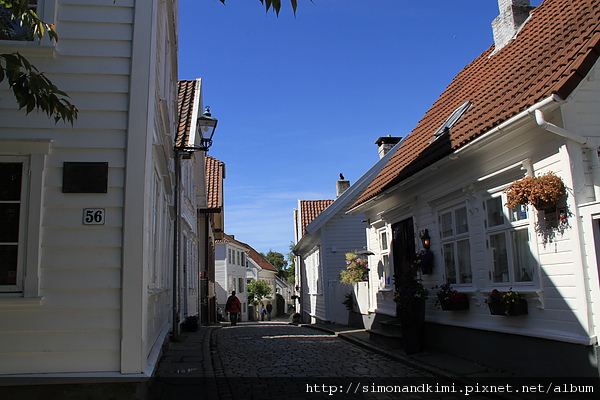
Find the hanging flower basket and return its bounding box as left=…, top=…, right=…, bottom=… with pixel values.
left=504, top=172, right=565, bottom=211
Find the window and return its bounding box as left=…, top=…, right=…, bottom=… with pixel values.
left=238, top=277, right=244, bottom=293
left=0, top=1, right=38, bottom=41
left=485, top=196, right=534, bottom=284
left=0, top=159, right=27, bottom=292
left=440, top=206, right=472, bottom=284
left=379, top=229, right=391, bottom=286
left=305, top=247, right=322, bottom=295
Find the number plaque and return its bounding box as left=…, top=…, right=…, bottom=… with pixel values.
left=83, top=209, right=106, bottom=225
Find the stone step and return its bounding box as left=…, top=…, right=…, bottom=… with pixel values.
left=368, top=328, right=403, bottom=349
left=379, top=318, right=403, bottom=333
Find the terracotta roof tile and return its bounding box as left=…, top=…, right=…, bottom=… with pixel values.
left=353, top=0, right=600, bottom=208
left=299, top=200, right=334, bottom=235
left=176, top=80, right=198, bottom=148
left=205, top=155, right=224, bottom=210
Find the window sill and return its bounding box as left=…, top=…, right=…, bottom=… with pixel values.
left=0, top=296, right=43, bottom=308
left=0, top=40, right=56, bottom=58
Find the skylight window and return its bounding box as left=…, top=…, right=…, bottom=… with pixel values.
left=434, top=100, right=472, bottom=137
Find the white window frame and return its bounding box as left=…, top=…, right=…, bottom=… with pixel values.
left=439, top=204, right=473, bottom=286
left=378, top=228, right=392, bottom=288
left=0, top=157, right=28, bottom=293
left=305, top=246, right=322, bottom=295
left=484, top=192, right=536, bottom=286
left=0, top=142, right=48, bottom=300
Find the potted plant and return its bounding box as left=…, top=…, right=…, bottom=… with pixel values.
left=339, top=252, right=369, bottom=284
left=290, top=312, right=302, bottom=323
left=504, top=172, right=565, bottom=211
left=487, top=288, right=528, bottom=316
left=182, top=315, right=198, bottom=332
left=434, top=283, right=469, bottom=311
left=394, top=275, right=428, bottom=355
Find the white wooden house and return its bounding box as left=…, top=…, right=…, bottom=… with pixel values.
left=0, top=0, right=178, bottom=378
left=245, top=243, right=279, bottom=316
left=293, top=138, right=401, bottom=326
left=215, top=234, right=249, bottom=322
left=348, top=0, right=600, bottom=377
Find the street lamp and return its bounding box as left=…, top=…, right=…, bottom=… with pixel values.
left=196, top=106, right=218, bottom=151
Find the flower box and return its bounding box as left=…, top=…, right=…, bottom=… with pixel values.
left=440, top=296, right=469, bottom=311
left=488, top=301, right=505, bottom=315
left=487, top=289, right=528, bottom=316
left=506, top=299, right=528, bottom=316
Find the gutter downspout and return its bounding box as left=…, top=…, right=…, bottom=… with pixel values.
left=172, top=150, right=182, bottom=338
left=531, top=100, right=600, bottom=353
left=531, top=108, right=600, bottom=200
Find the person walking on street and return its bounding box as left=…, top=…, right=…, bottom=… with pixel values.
left=260, top=305, right=266, bottom=321
left=266, top=302, right=273, bottom=321
left=225, top=291, right=241, bottom=326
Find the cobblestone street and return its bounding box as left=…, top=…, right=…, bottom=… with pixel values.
left=150, top=321, right=486, bottom=399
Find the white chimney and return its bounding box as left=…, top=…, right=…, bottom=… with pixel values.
left=375, top=135, right=402, bottom=159
left=336, top=174, right=350, bottom=198
left=492, top=0, right=534, bottom=53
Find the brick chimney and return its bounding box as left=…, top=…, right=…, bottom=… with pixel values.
left=492, top=0, right=534, bottom=53
left=336, top=174, right=350, bottom=198
left=375, top=135, right=402, bottom=159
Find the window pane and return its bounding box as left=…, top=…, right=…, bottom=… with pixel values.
left=487, top=198, right=505, bottom=227
left=512, top=230, right=533, bottom=282
left=490, top=233, right=509, bottom=282
left=455, top=207, right=469, bottom=234
left=443, top=243, right=456, bottom=284
left=0, top=1, right=37, bottom=41
left=0, top=204, right=20, bottom=242
left=457, top=239, right=472, bottom=284
left=510, top=203, right=528, bottom=222
left=441, top=212, right=453, bottom=238
left=0, top=245, right=18, bottom=285
left=382, top=255, right=390, bottom=285
left=380, top=232, right=388, bottom=251
left=0, top=163, right=23, bottom=201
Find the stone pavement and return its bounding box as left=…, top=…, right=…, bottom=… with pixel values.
left=147, top=315, right=523, bottom=400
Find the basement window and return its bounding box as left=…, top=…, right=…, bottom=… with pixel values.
left=434, top=101, right=472, bottom=138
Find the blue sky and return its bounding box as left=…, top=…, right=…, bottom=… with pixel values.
left=178, top=0, right=542, bottom=257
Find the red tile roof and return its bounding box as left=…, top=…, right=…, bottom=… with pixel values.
left=205, top=155, right=225, bottom=210
left=299, top=200, right=334, bottom=235
left=353, top=0, right=600, bottom=209
left=176, top=80, right=199, bottom=148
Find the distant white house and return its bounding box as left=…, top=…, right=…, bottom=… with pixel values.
left=348, top=0, right=600, bottom=377
left=293, top=138, right=401, bottom=326
left=215, top=234, right=250, bottom=321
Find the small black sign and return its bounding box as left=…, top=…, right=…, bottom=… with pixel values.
left=62, top=162, right=108, bottom=193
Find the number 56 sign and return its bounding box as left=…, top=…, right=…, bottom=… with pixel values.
left=83, top=209, right=106, bottom=225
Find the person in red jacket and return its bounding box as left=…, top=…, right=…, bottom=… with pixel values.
left=225, top=290, right=242, bottom=326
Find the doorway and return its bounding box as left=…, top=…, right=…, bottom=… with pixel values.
left=391, top=218, right=416, bottom=314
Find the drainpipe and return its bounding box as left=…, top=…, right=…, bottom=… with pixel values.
left=172, top=150, right=182, bottom=338
left=531, top=108, right=600, bottom=200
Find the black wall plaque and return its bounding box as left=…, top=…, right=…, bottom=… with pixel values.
left=62, top=162, right=109, bottom=193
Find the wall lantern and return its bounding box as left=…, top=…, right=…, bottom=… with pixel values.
left=196, top=106, right=218, bottom=151
left=420, top=229, right=431, bottom=250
